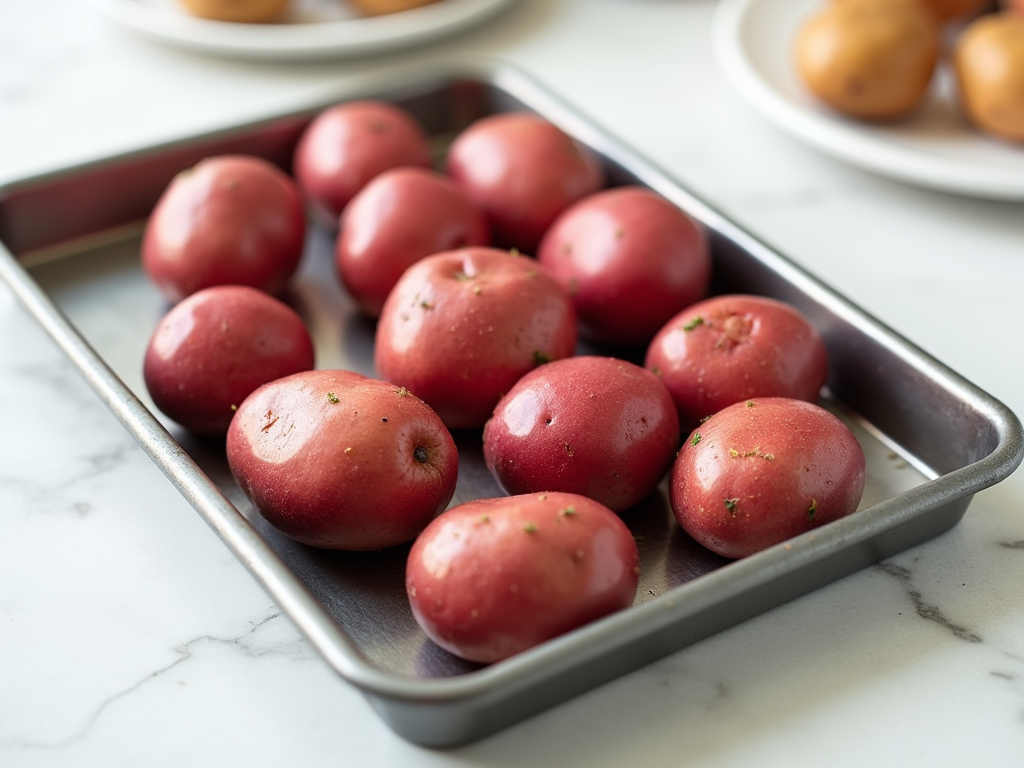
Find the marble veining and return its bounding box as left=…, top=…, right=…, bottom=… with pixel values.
left=875, top=561, right=983, bottom=644
left=2, top=611, right=292, bottom=752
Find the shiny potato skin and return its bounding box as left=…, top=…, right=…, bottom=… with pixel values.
left=671, top=397, right=866, bottom=559
left=406, top=492, right=639, bottom=664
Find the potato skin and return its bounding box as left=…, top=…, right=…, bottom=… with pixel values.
left=483, top=357, right=679, bottom=512
left=955, top=12, right=1024, bottom=143
left=226, top=370, right=458, bottom=551
left=406, top=493, right=639, bottom=664
left=179, top=0, right=290, bottom=23
left=795, top=0, right=939, bottom=121
left=445, top=112, right=605, bottom=253
left=644, top=294, right=829, bottom=430
left=142, top=155, right=305, bottom=303
left=293, top=100, right=431, bottom=224
left=537, top=187, right=711, bottom=347
left=374, top=247, right=577, bottom=430
left=336, top=167, right=489, bottom=318
left=143, top=286, right=314, bottom=435
left=671, top=398, right=866, bottom=559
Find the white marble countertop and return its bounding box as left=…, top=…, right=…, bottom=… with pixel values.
left=2, top=1, right=1023, bottom=765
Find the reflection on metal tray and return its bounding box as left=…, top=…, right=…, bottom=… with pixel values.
left=1, top=62, right=1021, bottom=747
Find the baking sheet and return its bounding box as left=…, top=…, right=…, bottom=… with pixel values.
left=2, top=62, right=1021, bottom=744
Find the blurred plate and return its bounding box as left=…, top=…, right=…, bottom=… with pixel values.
left=713, top=0, right=1024, bottom=200
left=89, top=0, right=517, bottom=61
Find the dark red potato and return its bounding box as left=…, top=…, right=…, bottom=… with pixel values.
left=293, top=100, right=431, bottom=223
left=406, top=492, right=639, bottom=664
left=226, top=369, right=458, bottom=551
left=374, top=247, right=577, bottom=430
left=671, top=397, right=866, bottom=559
left=483, top=356, right=679, bottom=512
left=143, top=285, right=314, bottom=435
left=537, top=186, right=711, bottom=346
left=336, top=167, right=489, bottom=318
left=645, top=295, right=829, bottom=429
left=142, top=155, right=306, bottom=303
left=445, top=112, right=605, bottom=253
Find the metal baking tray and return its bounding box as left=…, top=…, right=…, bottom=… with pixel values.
left=2, top=62, right=1021, bottom=747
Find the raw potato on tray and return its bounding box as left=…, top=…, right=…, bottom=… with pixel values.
left=134, top=99, right=873, bottom=668
left=406, top=492, right=640, bottom=664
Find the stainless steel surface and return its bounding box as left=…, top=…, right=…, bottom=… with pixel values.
left=1, top=62, right=1021, bottom=747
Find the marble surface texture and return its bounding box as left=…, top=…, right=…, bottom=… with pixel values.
left=2, top=0, right=1023, bottom=765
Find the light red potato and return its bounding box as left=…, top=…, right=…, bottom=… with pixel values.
left=226, top=369, right=458, bottom=551
left=483, top=356, right=679, bottom=512
left=293, top=100, right=431, bottom=223
left=671, top=397, right=866, bottom=559
left=445, top=112, right=605, bottom=253
left=336, top=167, right=489, bottom=318
left=406, top=492, right=640, bottom=664
left=374, top=247, right=577, bottom=430
left=143, top=285, right=314, bottom=435
left=142, top=155, right=305, bottom=303
left=537, top=186, right=711, bottom=346
left=645, top=294, right=829, bottom=430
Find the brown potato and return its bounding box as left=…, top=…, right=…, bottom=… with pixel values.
left=955, top=12, right=1024, bottom=142
left=795, top=0, right=940, bottom=120
left=916, top=0, right=990, bottom=22
left=179, top=0, right=290, bottom=23
left=349, top=0, right=442, bottom=15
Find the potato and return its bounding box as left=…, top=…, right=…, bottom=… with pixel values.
left=537, top=187, right=711, bottom=347
left=143, top=286, right=314, bottom=435
left=293, top=100, right=431, bottom=224
left=671, top=397, right=866, bottom=559
left=915, top=0, right=989, bottom=22
left=336, top=167, right=489, bottom=318
left=179, top=0, right=290, bottom=23
left=142, top=155, right=306, bottom=303
left=349, top=0, right=442, bottom=14
left=445, top=112, right=605, bottom=253
left=374, top=247, right=577, bottom=430
left=644, top=295, right=829, bottom=431
left=483, top=356, right=679, bottom=512
left=226, top=369, right=458, bottom=551
left=955, top=12, right=1024, bottom=142
left=795, top=0, right=939, bottom=121
left=406, top=492, right=639, bottom=664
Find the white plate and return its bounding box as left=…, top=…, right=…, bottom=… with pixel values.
left=89, top=0, right=518, bottom=61
left=713, top=0, right=1024, bottom=200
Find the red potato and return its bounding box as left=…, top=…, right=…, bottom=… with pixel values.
left=483, top=357, right=679, bottom=512
left=293, top=100, right=431, bottom=224
left=406, top=492, right=639, bottom=664
left=336, top=167, right=490, bottom=318
left=142, top=155, right=306, bottom=303
left=374, top=247, right=577, bottom=430
left=143, top=286, right=314, bottom=435
left=445, top=112, right=605, bottom=253
left=645, top=295, right=829, bottom=429
left=671, top=397, right=865, bottom=559
left=537, top=186, right=711, bottom=346
left=226, top=369, right=458, bottom=551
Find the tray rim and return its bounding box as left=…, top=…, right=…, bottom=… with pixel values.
left=1, top=57, right=1021, bottom=727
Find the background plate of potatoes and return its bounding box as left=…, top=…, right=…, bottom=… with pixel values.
left=89, top=0, right=517, bottom=61
left=714, top=0, right=1024, bottom=200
